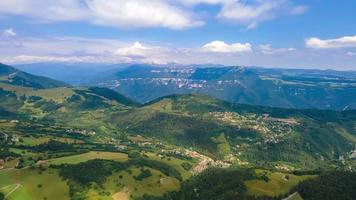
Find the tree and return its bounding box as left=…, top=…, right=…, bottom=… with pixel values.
left=0, top=192, right=5, bottom=200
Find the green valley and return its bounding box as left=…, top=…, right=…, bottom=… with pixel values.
left=0, top=64, right=355, bottom=200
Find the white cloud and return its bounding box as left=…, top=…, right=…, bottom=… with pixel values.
left=0, top=0, right=203, bottom=30
left=180, top=0, right=228, bottom=6
left=1, top=35, right=356, bottom=70
left=0, top=0, right=307, bottom=30
left=3, top=28, right=17, bottom=37
left=114, top=42, right=180, bottom=64
left=202, top=40, right=252, bottom=53
left=245, top=22, right=258, bottom=30
left=115, top=42, right=150, bottom=57
left=87, top=0, right=203, bottom=29
left=0, top=36, right=124, bottom=62
left=2, top=33, right=355, bottom=70
left=0, top=0, right=89, bottom=22
left=217, top=0, right=285, bottom=24
left=259, top=44, right=295, bottom=54
left=306, top=36, right=356, bottom=49
left=290, top=5, right=308, bottom=15
left=209, top=0, right=307, bottom=29
left=0, top=35, right=177, bottom=65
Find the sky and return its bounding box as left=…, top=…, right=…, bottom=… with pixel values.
left=0, top=0, right=356, bottom=70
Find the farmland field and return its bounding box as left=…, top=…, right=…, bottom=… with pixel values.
left=245, top=170, right=316, bottom=197
left=47, top=151, right=129, bottom=165
left=0, top=168, right=69, bottom=200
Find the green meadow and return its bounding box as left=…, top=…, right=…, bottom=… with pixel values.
left=245, top=169, right=316, bottom=197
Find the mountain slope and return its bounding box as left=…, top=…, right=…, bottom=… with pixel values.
left=88, top=65, right=356, bottom=110
left=0, top=64, right=138, bottom=135
left=116, top=94, right=356, bottom=168
left=0, top=63, right=69, bottom=89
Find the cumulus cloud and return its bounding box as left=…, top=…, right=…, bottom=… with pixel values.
left=0, top=0, right=202, bottom=30
left=218, top=0, right=283, bottom=23
left=87, top=0, right=203, bottom=29
left=211, top=0, right=307, bottom=28
left=306, top=36, right=356, bottom=49
left=259, top=44, right=295, bottom=54
left=0, top=35, right=178, bottom=65
left=115, top=42, right=150, bottom=57
left=0, top=0, right=89, bottom=22
left=114, top=42, right=184, bottom=64
left=0, top=34, right=252, bottom=65
left=1, top=34, right=356, bottom=70
left=0, top=36, right=125, bottom=64
left=202, top=40, right=252, bottom=53
left=2, top=28, right=17, bottom=37
left=0, top=0, right=306, bottom=30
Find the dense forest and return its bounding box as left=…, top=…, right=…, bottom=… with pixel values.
left=134, top=168, right=284, bottom=200
left=295, top=171, right=356, bottom=200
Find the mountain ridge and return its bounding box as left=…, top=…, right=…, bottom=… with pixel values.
left=0, top=64, right=355, bottom=169
left=0, top=63, right=69, bottom=89
left=13, top=63, right=356, bottom=110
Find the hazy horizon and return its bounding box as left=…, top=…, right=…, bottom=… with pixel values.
left=0, top=0, right=356, bottom=70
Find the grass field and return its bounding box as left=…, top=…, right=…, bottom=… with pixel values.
left=2, top=159, right=19, bottom=169
left=0, top=168, right=69, bottom=200
left=14, top=135, right=84, bottom=146
left=17, top=136, right=50, bottom=146
left=99, top=167, right=180, bottom=200
left=0, top=83, right=74, bottom=103
left=148, top=99, right=173, bottom=112
left=46, top=151, right=128, bottom=165
left=9, top=148, right=38, bottom=157
left=214, top=133, right=231, bottom=155
left=0, top=149, right=191, bottom=200
left=146, top=152, right=194, bottom=180
left=245, top=170, right=316, bottom=197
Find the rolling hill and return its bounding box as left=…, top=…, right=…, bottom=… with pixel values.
left=114, top=94, right=356, bottom=169
left=0, top=63, right=69, bottom=89
left=1, top=64, right=356, bottom=200
left=1, top=64, right=355, bottom=169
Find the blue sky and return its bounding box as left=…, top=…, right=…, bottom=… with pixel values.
left=0, top=0, right=356, bottom=70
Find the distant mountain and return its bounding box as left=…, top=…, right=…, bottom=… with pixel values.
left=89, top=65, right=356, bottom=110
left=15, top=62, right=129, bottom=85
left=0, top=63, right=69, bottom=89
left=13, top=63, right=356, bottom=110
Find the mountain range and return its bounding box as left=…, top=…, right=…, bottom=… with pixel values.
left=16, top=63, right=356, bottom=110
left=1, top=63, right=356, bottom=169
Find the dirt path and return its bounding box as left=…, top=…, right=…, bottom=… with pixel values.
left=283, top=192, right=303, bottom=200
left=0, top=184, right=17, bottom=190
left=112, top=187, right=130, bottom=200
left=0, top=183, right=23, bottom=198
left=6, top=184, right=22, bottom=198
